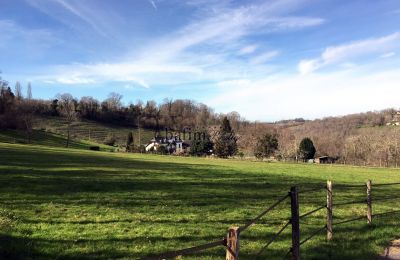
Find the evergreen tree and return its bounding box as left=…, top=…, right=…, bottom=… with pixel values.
left=215, top=117, right=237, bottom=158
left=298, top=137, right=316, bottom=161
left=126, top=132, right=134, bottom=152
left=254, top=133, right=279, bottom=159
left=190, top=134, right=213, bottom=156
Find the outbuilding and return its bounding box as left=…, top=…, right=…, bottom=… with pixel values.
left=315, top=156, right=336, bottom=164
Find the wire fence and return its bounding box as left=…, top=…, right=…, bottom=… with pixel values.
left=141, top=180, right=400, bottom=260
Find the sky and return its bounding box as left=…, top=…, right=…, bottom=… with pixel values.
left=1, top=0, right=400, bottom=121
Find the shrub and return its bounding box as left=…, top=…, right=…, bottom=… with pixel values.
left=89, top=146, right=100, bottom=151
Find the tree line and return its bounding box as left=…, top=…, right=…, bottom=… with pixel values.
left=0, top=75, right=246, bottom=149
left=1, top=74, right=400, bottom=166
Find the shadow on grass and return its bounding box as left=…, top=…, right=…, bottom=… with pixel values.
left=1, top=145, right=400, bottom=259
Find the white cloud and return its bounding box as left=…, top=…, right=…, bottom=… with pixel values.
left=35, top=62, right=201, bottom=88
left=239, top=45, right=258, bottom=55
left=298, top=32, right=400, bottom=74
left=208, top=68, right=400, bottom=121
left=55, top=76, right=96, bottom=85
left=298, top=59, right=320, bottom=75
left=250, top=51, right=280, bottom=65
left=380, top=52, right=396, bottom=58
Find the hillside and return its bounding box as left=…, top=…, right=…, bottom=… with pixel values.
left=236, top=108, right=400, bottom=167
left=32, top=116, right=155, bottom=148
left=0, top=129, right=114, bottom=152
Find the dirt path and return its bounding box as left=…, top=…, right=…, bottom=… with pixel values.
left=380, top=240, right=400, bottom=259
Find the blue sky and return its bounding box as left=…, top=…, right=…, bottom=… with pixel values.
left=1, top=0, right=400, bottom=121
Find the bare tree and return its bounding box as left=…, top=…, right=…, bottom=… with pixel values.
left=27, top=82, right=32, bottom=100
left=14, top=81, right=22, bottom=100
left=57, top=93, right=77, bottom=148
left=105, top=92, right=123, bottom=111
left=18, top=100, right=34, bottom=143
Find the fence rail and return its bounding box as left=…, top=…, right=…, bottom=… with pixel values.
left=141, top=180, right=400, bottom=260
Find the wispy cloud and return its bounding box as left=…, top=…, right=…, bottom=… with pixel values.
left=34, top=0, right=323, bottom=87
left=250, top=51, right=280, bottom=65
left=298, top=32, right=400, bottom=74
left=238, top=45, right=258, bottom=55
left=148, top=0, right=157, bottom=10
left=0, top=20, right=59, bottom=55
left=26, top=0, right=121, bottom=38
left=380, top=52, right=396, bottom=58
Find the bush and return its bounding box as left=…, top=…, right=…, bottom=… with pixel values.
left=89, top=146, right=100, bottom=151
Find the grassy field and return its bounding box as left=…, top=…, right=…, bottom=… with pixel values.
left=34, top=116, right=155, bottom=147
left=0, top=129, right=114, bottom=152
left=1, top=143, right=400, bottom=259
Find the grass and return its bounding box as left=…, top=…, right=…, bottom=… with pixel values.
left=0, top=142, right=400, bottom=259
left=34, top=116, right=155, bottom=147
left=0, top=129, right=114, bottom=152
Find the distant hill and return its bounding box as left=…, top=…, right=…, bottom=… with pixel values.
left=236, top=108, right=400, bottom=167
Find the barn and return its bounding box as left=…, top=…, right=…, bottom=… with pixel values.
left=315, top=156, right=336, bottom=164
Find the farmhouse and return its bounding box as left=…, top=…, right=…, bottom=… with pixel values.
left=145, top=135, right=190, bottom=154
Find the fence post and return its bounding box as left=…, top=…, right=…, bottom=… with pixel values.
left=367, top=180, right=372, bottom=224
left=226, top=226, right=239, bottom=260
left=327, top=180, right=333, bottom=241
left=290, top=186, right=300, bottom=260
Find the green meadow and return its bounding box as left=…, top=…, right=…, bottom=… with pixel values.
left=1, top=142, right=400, bottom=259
left=0, top=129, right=114, bottom=152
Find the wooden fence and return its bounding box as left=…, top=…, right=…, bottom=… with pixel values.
left=142, top=180, right=400, bottom=260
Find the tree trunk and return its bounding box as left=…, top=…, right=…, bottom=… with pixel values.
left=67, top=124, right=70, bottom=148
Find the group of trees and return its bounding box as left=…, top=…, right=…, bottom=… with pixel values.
left=0, top=76, right=34, bottom=141
left=3, top=89, right=239, bottom=132
left=343, top=127, right=400, bottom=167
left=253, top=132, right=316, bottom=162
left=2, top=74, right=400, bottom=166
